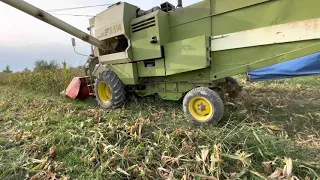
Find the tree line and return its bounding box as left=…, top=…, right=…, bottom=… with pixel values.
left=2, top=60, right=67, bottom=73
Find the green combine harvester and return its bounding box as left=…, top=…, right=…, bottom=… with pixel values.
left=2, top=0, right=320, bottom=125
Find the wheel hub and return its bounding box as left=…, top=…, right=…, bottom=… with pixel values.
left=198, top=103, right=206, bottom=111
left=188, top=96, right=214, bottom=121
left=97, top=81, right=112, bottom=103
left=183, top=87, right=225, bottom=125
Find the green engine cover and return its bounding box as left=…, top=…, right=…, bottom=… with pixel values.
left=164, top=35, right=210, bottom=75
left=130, top=10, right=170, bottom=61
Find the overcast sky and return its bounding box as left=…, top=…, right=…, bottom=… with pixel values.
left=0, top=0, right=199, bottom=46
left=0, top=0, right=200, bottom=71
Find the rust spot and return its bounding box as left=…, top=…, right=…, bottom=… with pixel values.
left=36, top=10, right=49, bottom=22
left=82, top=35, right=90, bottom=42
left=304, top=19, right=320, bottom=32
left=312, top=19, right=319, bottom=31
left=305, top=19, right=313, bottom=31
left=37, top=11, right=44, bottom=18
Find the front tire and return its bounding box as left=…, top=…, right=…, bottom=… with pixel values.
left=183, top=87, right=224, bottom=125
left=94, top=70, right=126, bottom=109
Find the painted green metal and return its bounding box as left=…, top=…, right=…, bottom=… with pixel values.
left=212, top=0, right=270, bottom=15
left=209, top=0, right=320, bottom=80
left=135, top=68, right=224, bottom=100
left=105, top=63, right=138, bottom=85
left=164, top=35, right=210, bottom=75
left=131, top=10, right=170, bottom=61
left=94, top=2, right=138, bottom=41
left=136, top=83, right=204, bottom=101
left=168, top=0, right=320, bottom=82
left=137, top=59, right=166, bottom=77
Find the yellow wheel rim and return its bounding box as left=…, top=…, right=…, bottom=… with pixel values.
left=188, top=96, right=214, bottom=121
left=97, top=81, right=112, bottom=103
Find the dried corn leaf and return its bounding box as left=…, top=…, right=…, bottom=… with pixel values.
left=49, top=145, right=56, bottom=159
left=267, top=125, right=282, bottom=131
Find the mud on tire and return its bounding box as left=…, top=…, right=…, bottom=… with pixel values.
left=220, top=77, right=242, bottom=98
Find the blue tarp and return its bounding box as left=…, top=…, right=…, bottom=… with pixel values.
left=248, top=52, right=320, bottom=81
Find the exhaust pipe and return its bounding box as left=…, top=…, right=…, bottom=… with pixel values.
left=177, top=0, right=183, bottom=8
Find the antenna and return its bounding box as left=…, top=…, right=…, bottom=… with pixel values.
left=71, top=38, right=91, bottom=58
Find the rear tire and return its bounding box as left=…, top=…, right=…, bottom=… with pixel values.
left=94, top=70, right=126, bottom=109
left=183, top=87, right=224, bottom=125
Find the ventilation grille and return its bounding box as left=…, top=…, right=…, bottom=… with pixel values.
left=132, top=17, right=156, bottom=33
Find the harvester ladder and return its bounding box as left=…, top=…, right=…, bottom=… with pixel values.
left=84, top=57, right=100, bottom=96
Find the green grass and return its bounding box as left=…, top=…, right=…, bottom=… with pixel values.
left=0, top=74, right=319, bottom=179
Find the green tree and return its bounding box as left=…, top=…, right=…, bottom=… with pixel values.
left=2, top=65, right=12, bottom=73
left=23, top=67, right=31, bottom=72
left=76, top=65, right=83, bottom=69
left=34, top=60, right=59, bottom=71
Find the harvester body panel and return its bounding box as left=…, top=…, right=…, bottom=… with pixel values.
left=136, top=58, right=166, bottom=77
left=105, top=63, right=138, bottom=85
left=164, top=35, right=210, bottom=75
left=130, top=10, right=170, bottom=61
left=94, top=2, right=138, bottom=64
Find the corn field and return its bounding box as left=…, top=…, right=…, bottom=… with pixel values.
left=0, top=70, right=319, bottom=179
left=0, top=68, right=84, bottom=94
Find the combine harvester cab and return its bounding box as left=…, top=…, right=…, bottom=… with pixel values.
left=2, top=0, right=320, bottom=125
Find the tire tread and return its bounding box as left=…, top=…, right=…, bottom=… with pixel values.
left=94, top=70, right=126, bottom=109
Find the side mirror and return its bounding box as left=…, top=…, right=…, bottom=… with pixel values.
left=71, top=38, right=76, bottom=47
